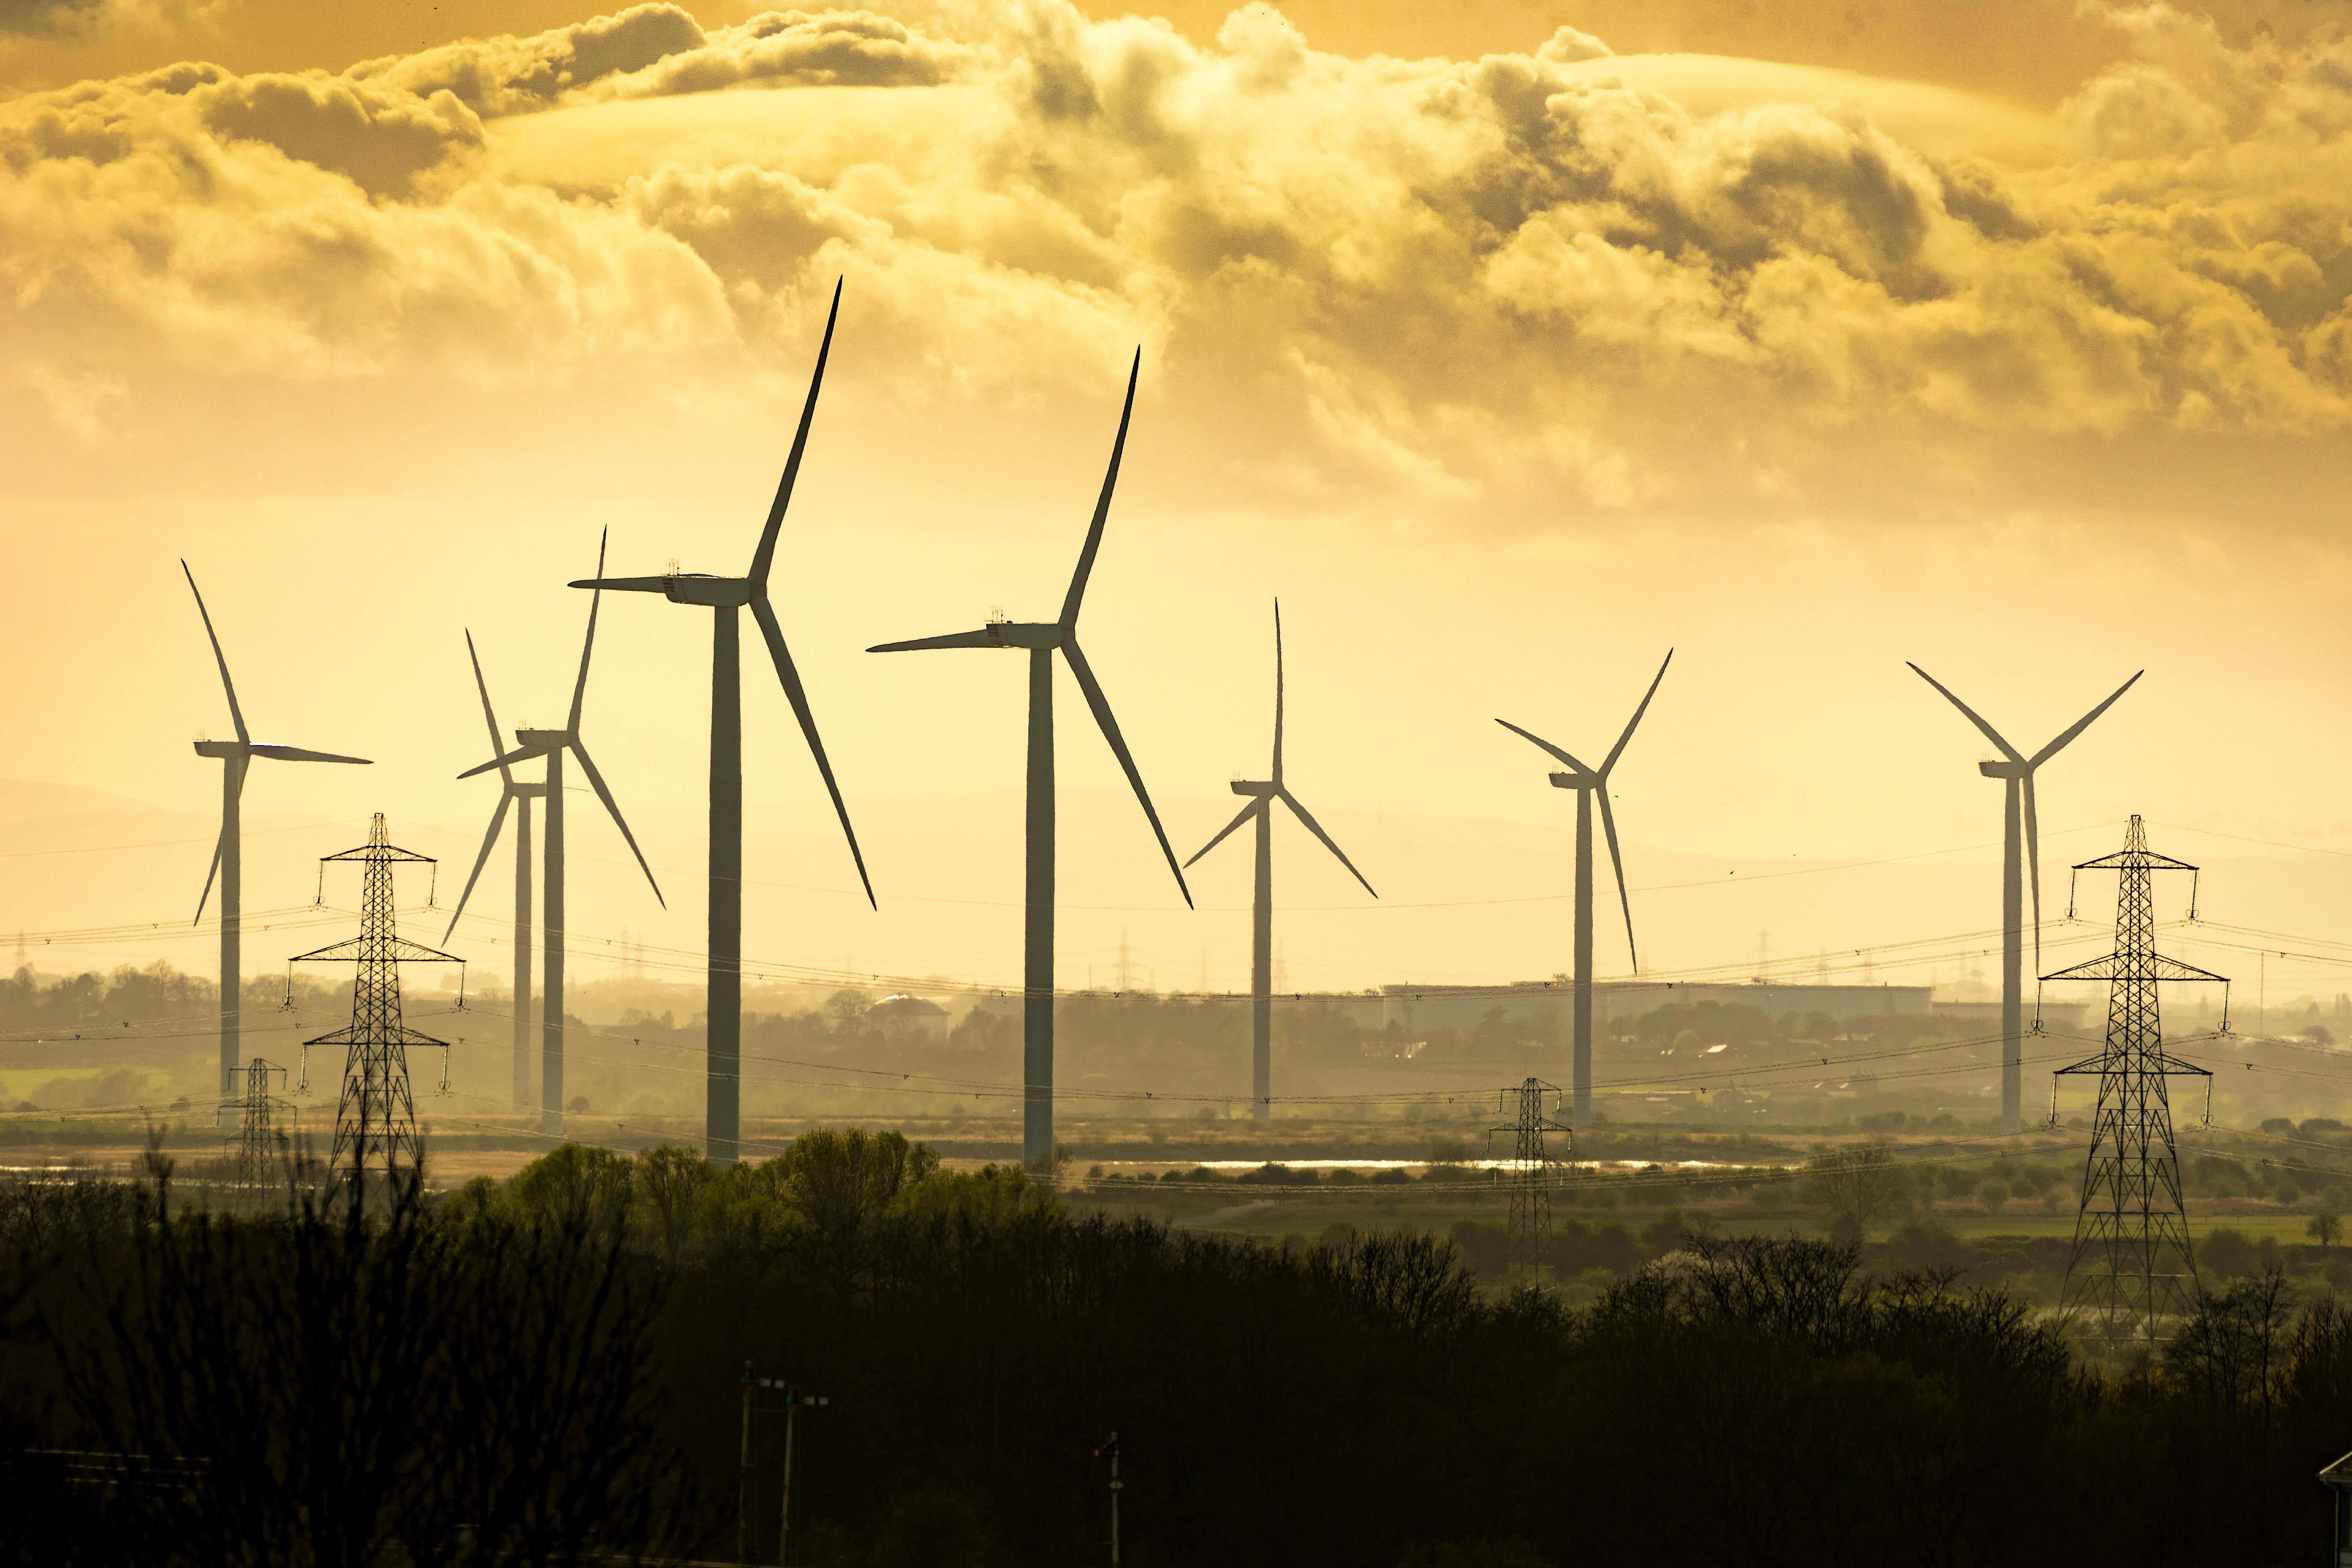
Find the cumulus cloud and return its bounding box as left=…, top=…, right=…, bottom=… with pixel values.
left=3, top=0, right=2351, bottom=516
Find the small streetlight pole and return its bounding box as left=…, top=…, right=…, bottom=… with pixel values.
left=1094, top=1432, right=1122, bottom=1566
left=740, top=1368, right=829, bottom=1566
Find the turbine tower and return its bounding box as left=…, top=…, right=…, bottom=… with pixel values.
left=443, top=632, right=541, bottom=1111
left=570, top=283, right=873, bottom=1164
left=461, top=533, right=663, bottom=1138
left=1185, top=602, right=1376, bottom=1122
left=1496, top=652, right=1671, bottom=1127
left=869, top=351, right=1191, bottom=1173
left=1908, top=662, right=2141, bottom=1132
left=183, top=563, right=371, bottom=1102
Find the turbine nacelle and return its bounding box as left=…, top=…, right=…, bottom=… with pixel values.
left=1979, top=760, right=2031, bottom=780
left=1230, top=779, right=1279, bottom=799
left=514, top=727, right=574, bottom=749
left=1546, top=769, right=1602, bottom=791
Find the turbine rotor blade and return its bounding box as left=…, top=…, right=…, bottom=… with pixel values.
left=247, top=745, right=371, bottom=764
left=194, top=825, right=227, bottom=925
left=2023, top=773, right=2042, bottom=979
left=570, top=529, right=606, bottom=731
left=194, top=756, right=247, bottom=924
left=867, top=629, right=998, bottom=653
left=568, top=577, right=671, bottom=593
left=1058, top=349, right=1140, bottom=631
left=464, top=630, right=510, bottom=783
left=1495, top=719, right=1591, bottom=773
left=442, top=790, right=514, bottom=944
left=181, top=561, right=250, bottom=744
left=1906, top=663, right=2022, bottom=763
left=1599, top=649, right=1673, bottom=777
left=1063, top=636, right=1191, bottom=908
left=1185, top=799, right=1261, bottom=869
left=459, top=744, right=540, bottom=781
left=568, top=739, right=664, bottom=908
left=1271, top=598, right=1285, bottom=785
left=751, top=276, right=841, bottom=589
left=753, top=593, right=876, bottom=909
left=1597, top=789, right=1639, bottom=972
left=1280, top=788, right=1377, bottom=899
left=2028, top=670, right=2144, bottom=767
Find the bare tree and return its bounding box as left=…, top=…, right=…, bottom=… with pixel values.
left=1801, top=1140, right=1911, bottom=1244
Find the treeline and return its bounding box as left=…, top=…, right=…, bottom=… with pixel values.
left=5, top=1134, right=2352, bottom=1565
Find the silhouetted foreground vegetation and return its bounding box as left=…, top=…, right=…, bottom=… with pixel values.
left=5, top=1132, right=2352, bottom=1566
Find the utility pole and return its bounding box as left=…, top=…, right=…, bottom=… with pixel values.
left=2045, top=815, right=2227, bottom=1351
left=1094, top=1432, right=1122, bottom=1566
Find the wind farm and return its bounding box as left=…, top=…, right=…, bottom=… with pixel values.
left=11, top=2, right=2352, bottom=1554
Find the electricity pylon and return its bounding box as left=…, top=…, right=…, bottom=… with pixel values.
left=221, top=1056, right=290, bottom=1191
left=1489, top=1077, right=1573, bottom=1276
left=289, top=814, right=463, bottom=1197
left=2045, top=814, right=2226, bottom=1352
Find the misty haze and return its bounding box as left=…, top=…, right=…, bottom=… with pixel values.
left=7, top=0, right=2352, bottom=1563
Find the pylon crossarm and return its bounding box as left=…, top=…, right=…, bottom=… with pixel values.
left=2054, top=1055, right=2107, bottom=1076
left=321, top=844, right=434, bottom=864
left=2149, top=953, right=2228, bottom=984
left=2042, top=954, right=2119, bottom=983
left=2148, top=1053, right=2213, bottom=1078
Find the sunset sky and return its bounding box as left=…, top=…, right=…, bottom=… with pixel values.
left=4, top=0, right=2351, bottom=1003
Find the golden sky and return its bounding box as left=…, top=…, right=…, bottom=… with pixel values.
left=4, top=0, right=2351, bottom=999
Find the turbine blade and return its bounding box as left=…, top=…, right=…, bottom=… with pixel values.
left=753, top=594, right=876, bottom=909
left=570, top=530, right=606, bottom=731
left=181, top=561, right=249, bottom=744
left=569, top=739, right=664, bottom=908
left=1184, top=799, right=1261, bottom=869
left=194, top=757, right=247, bottom=923
left=1906, top=663, right=2023, bottom=762
left=1599, top=649, right=1672, bottom=777
left=1058, top=349, right=1140, bottom=631
left=1280, top=788, right=1377, bottom=899
left=247, top=745, right=371, bottom=764
left=442, top=790, right=514, bottom=944
left=567, top=577, right=671, bottom=593
left=751, top=276, right=841, bottom=589
left=2028, top=670, right=2144, bottom=767
left=1597, top=789, right=1639, bottom=972
left=464, top=630, right=510, bottom=783
left=2023, top=774, right=2042, bottom=980
left=194, top=825, right=226, bottom=925
left=1063, top=636, right=1191, bottom=908
left=1495, top=719, right=1591, bottom=773
left=867, top=629, right=998, bottom=653
left=1272, top=598, right=1285, bottom=785
left=459, top=744, right=539, bottom=781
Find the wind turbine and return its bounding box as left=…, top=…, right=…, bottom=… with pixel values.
left=869, top=351, right=1191, bottom=1172
left=569, top=282, right=873, bottom=1165
left=1186, top=602, right=1376, bottom=1122
left=441, top=632, right=542, bottom=1111
left=183, top=563, right=371, bottom=1102
left=1907, top=662, right=2142, bottom=1132
left=1496, top=651, right=1671, bottom=1126
left=461, top=532, right=664, bottom=1137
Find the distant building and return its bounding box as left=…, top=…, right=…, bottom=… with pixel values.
left=1378, top=980, right=1934, bottom=1038
left=868, top=994, right=950, bottom=1042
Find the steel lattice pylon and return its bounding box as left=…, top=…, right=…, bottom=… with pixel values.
left=1489, top=1077, right=1573, bottom=1275
left=2044, top=814, right=2226, bottom=1352
left=290, top=814, right=462, bottom=1195
left=221, top=1056, right=289, bottom=1190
